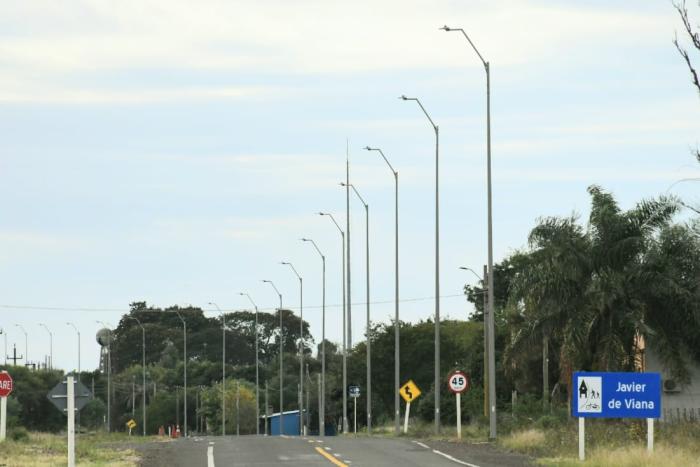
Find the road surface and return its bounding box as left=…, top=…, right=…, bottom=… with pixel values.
left=137, top=435, right=531, bottom=467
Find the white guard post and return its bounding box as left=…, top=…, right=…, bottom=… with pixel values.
left=403, top=402, right=411, bottom=434
left=353, top=397, right=357, bottom=434
left=0, top=396, right=6, bottom=442
left=456, top=392, right=462, bottom=439
left=67, top=376, right=76, bottom=467
left=578, top=417, right=585, bottom=461
left=647, top=418, right=654, bottom=452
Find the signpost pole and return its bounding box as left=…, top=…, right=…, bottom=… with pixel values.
left=67, top=376, right=76, bottom=467
left=647, top=418, right=654, bottom=453
left=456, top=392, right=461, bottom=439
left=354, top=397, right=357, bottom=434
left=0, top=396, right=6, bottom=442
left=403, top=402, right=410, bottom=434
left=578, top=417, right=584, bottom=461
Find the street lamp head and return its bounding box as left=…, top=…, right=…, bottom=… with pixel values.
left=262, top=279, right=270, bottom=283
left=318, top=212, right=327, bottom=216
left=339, top=182, right=346, bottom=187
left=300, top=238, right=309, bottom=242
left=363, top=146, right=373, bottom=151
left=440, top=25, right=451, bottom=31
left=280, top=261, right=289, bottom=265
left=399, top=95, right=408, bottom=100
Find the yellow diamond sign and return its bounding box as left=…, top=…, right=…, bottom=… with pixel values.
left=126, top=419, right=137, bottom=429
left=399, top=379, right=421, bottom=403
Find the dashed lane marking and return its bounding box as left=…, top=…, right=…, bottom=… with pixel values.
left=412, top=440, right=430, bottom=449
left=432, top=449, right=481, bottom=467
left=207, top=445, right=215, bottom=467
left=314, top=446, right=349, bottom=467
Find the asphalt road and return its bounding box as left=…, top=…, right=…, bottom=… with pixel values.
left=137, top=435, right=532, bottom=467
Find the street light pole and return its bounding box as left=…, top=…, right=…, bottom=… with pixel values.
left=96, top=321, right=112, bottom=432
left=459, top=266, right=489, bottom=418
left=346, top=142, right=353, bottom=349
left=126, top=317, right=146, bottom=435
left=66, top=322, right=81, bottom=383
left=174, top=309, right=187, bottom=437
left=238, top=293, right=261, bottom=435
left=400, top=93, right=442, bottom=434
left=281, top=261, right=304, bottom=435
left=262, top=279, right=284, bottom=435
left=341, top=181, right=372, bottom=433
left=442, top=25, right=496, bottom=439
left=364, top=146, right=400, bottom=434
left=319, top=212, right=348, bottom=433
left=301, top=238, right=326, bottom=435
left=14, top=324, right=28, bottom=367
left=208, top=302, right=226, bottom=436
left=38, top=323, right=53, bottom=369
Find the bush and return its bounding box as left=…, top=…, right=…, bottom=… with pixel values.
left=9, top=426, right=29, bottom=442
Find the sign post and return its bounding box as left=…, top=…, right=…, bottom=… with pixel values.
left=348, top=385, right=360, bottom=434
left=572, top=372, right=661, bottom=460
left=0, top=371, right=13, bottom=442
left=399, top=380, right=421, bottom=434
left=447, top=371, right=470, bottom=439
left=47, top=376, right=92, bottom=467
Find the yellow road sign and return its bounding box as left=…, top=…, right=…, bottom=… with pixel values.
left=126, top=419, right=137, bottom=429
left=400, top=380, right=421, bottom=403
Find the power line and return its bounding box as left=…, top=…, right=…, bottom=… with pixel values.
left=0, top=293, right=469, bottom=314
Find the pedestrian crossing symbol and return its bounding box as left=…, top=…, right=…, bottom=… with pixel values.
left=399, top=380, right=421, bottom=403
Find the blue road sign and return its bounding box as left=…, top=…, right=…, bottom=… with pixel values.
left=572, top=372, right=661, bottom=419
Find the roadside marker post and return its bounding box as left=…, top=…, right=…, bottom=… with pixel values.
left=399, top=380, right=421, bottom=434
left=0, top=371, right=13, bottom=442
left=349, top=385, right=360, bottom=435
left=572, top=372, right=661, bottom=461
left=447, top=371, right=470, bottom=439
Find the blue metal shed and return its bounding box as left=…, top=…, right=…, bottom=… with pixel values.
left=266, top=410, right=302, bottom=436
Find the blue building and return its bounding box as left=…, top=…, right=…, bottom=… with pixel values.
left=266, top=410, right=303, bottom=435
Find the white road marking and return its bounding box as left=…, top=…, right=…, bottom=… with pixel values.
left=325, top=446, right=332, bottom=451
left=207, top=445, right=215, bottom=467
left=412, top=440, right=430, bottom=449
left=334, top=453, right=342, bottom=457
left=432, top=449, right=481, bottom=467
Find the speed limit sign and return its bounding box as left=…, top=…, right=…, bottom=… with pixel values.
left=447, top=370, right=470, bottom=394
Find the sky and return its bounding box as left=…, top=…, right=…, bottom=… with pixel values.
left=0, top=0, right=699, bottom=372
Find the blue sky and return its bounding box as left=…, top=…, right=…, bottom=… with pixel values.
left=0, top=0, right=698, bottom=372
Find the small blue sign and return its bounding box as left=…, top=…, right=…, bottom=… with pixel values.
left=572, top=372, right=661, bottom=419
left=348, top=385, right=361, bottom=398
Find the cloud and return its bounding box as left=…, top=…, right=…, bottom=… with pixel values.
left=0, top=0, right=671, bottom=104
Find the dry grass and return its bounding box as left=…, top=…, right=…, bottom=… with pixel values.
left=0, top=432, right=140, bottom=466
left=539, top=444, right=700, bottom=467
left=501, top=428, right=547, bottom=455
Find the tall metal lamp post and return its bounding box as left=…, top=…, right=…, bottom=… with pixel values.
left=208, top=302, right=226, bottom=436
left=38, top=323, right=53, bottom=369
left=174, top=308, right=188, bottom=437
left=319, top=211, right=348, bottom=433
left=66, top=322, right=81, bottom=383
left=341, top=181, right=372, bottom=433
left=262, top=279, right=284, bottom=435
left=301, top=237, right=326, bottom=435
left=238, top=292, right=261, bottom=435
left=363, top=145, right=401, bottom=434
left=14, top=324, right=28, bottom=367
left=400, top=94, right=441, bottom=433
left=126, top=316, right=146, bottom=435
left=281, top=261, right=305, bottom=435
left=441, top=24, right=496, bottom=439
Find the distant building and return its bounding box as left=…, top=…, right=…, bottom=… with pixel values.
left=644, top=345, right=700, bottom=422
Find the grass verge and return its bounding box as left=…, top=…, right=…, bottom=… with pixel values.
left=0, top=432, right=148, bottom=466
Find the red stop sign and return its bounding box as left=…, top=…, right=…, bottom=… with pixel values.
left=0, top=371, right=13, bottom=397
